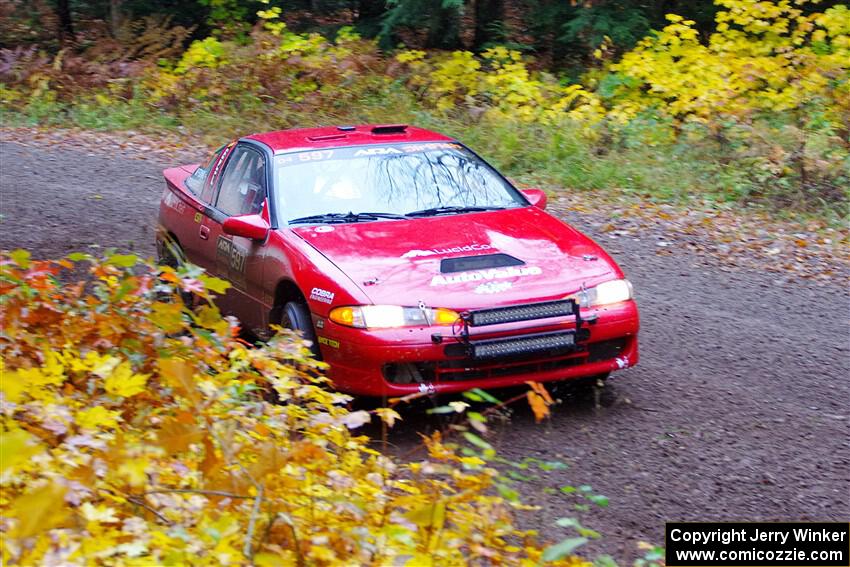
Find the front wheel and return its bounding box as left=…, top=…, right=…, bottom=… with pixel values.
left=280, top=301, right=321, bottom=359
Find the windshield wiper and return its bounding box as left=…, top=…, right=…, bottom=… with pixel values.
left=288, top=211, right=409, bottom=225
left=405, top=205, right=506, bottom=217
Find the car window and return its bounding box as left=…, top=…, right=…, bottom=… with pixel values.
left=214, top=146, right=267, bottom=217
left=186, top=146, right=224, bottom=198
left=273, top=143, right=525, bottom=222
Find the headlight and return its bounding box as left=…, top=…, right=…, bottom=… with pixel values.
left=568, top=279, right=633, bottom=308
left=329, top=305, right=461, bottom=329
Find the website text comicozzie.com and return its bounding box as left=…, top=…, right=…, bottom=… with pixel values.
left=666, top=522, right=850, bottom=567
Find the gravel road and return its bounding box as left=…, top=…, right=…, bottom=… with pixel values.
left=1, top=139, right=848, bottom=562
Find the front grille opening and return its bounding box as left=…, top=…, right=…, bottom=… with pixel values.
left=587, top=338, right=627, bottom=362
left=440, top=253, right=524, bottom=274
left=383, top=363, right=427, bottom=384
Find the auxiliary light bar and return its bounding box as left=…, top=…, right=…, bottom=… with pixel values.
left=466, top=299, right=576, bottom=327
left=470, top=331, right=576, bottom=359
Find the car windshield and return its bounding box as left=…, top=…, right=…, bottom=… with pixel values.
left=274, top=142, right=526, bottom=224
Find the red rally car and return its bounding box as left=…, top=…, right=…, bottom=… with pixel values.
left=157, top=124, right=639, bottom=396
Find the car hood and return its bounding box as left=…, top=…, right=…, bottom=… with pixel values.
left=291, top=207, right=620, bottom=309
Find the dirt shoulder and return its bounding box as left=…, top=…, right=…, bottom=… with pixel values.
left=1, top=130, right=848, bottom=563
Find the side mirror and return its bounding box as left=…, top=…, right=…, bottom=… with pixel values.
left=222, top=214, right=270, bottom=241
left=521, top=188, right=547, bottom=210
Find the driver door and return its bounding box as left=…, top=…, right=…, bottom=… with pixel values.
left=203, top=144, right=269, bottom=331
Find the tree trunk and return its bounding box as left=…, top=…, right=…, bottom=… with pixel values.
left=56, top=0, right=74, bottom=44
left=356, top=0, right=385, bottom=22
left=110, top=0, right=124, bottom=37
left=474, top=0, right=503, bottom=48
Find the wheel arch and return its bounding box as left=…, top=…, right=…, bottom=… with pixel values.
left=156, top=229, right=186, bottom=265
left=269, top=278, right=309, bottom=324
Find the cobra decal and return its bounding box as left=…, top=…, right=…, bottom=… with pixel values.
left=309, top=287, right=335, bottom=304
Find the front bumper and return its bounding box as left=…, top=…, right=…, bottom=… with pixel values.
left=315, top=300, right=639, bottom=396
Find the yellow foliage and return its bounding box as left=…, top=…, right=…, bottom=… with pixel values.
left=609, top=0, right=850, bottom=124
left=0, top=252, right=583, bottom=565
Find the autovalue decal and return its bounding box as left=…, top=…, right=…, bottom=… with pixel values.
left=402, top=243, right=492, bottom=259
left=430, top=265, right=542, bottom=286
left=309, top=287, right=335, bottom=304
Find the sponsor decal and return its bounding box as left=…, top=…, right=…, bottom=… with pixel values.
left=402, top=243, right=492, bottom=259
left=278, top=143, right=463, bottom=166
left=215, top=236, right=232, bottom=271
left=209, top=143, right=234, bottom=184
left=401, top=142, right=461, bottom=153
left=315, top=319, right=324, bottom=329
left=354, top=147, right=403, bottom=157
left=163, top=192, right=187, bottom=214
left=229, top=246, right=246, bottom=274
left=216, top=236, right=247, bottom=275
left=430, top=265, right=542, bottom=286
left=194, top=212, right=202, bottom=223
left=474, top=281, right=513, bottom=294
left=278, top=150, right=334, bottom=164
left=317, top=336, right=340, bottom=349
left=309, top=287, right=335, bottom=304
left=314, top=226, right=335, bottom=233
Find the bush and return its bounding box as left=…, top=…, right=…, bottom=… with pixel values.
left=0, top=251, right=587, bottom=565
left=1, top=0, right=846, bottom=213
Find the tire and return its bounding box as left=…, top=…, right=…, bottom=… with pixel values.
left=281, top=301, right=321, bottom=359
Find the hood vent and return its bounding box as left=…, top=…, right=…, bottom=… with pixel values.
left=440, top=254, right=524, bottom=274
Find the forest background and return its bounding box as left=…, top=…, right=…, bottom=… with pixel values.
left=1, top=0, right=848, bottom=218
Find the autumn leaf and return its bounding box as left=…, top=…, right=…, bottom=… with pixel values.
left=104, top=361, right=149, bottom=398
left=200, top=436, right=220, bottom=475
left=80, top=502, right=120, bottom=523
left=527, top=390, right=550, bottom=423
left=157, top=416, right=205, bottom=453
left=526, top=381, right=554, bottom=405
left=117, top=459, right=150, bottom=487
left=0, top=368, right=27, bottom=403
left=9, top=482, right=69, bottom=539
left=406, top=500, right=446, bottom=530
left=106, top=253, right=138, bottom=268
left=150, top=301, right=185, bottom=334
left=158, top=357, right=200, bottom=404
left=0, top=428, right=43, bottom=473
left=76, top=406, right=122, bottom=430
left=341, top=410, right=371, bottom=429
left=198, top=274, right=231, bottom=295
left=9, top=248, right=31, bottom=268
left=374, top=407, right=402, bottom=428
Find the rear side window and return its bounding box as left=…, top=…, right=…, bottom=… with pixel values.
left=214, top=146, right=267, bottom=217
left=185, top=146, right=224, bottom=196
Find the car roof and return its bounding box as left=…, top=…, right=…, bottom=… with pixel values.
left=243, top=124, right=455, bottom=154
